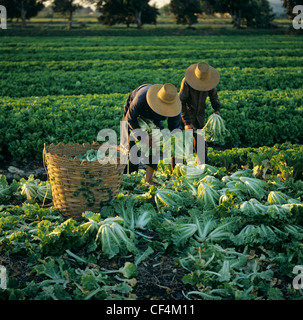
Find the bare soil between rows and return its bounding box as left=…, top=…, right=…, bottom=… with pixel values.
left=0, top=242, right=191, bottom=300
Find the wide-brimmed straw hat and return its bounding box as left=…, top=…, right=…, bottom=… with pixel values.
left=185, top=62, right=220, bottom=91
left=146, top=83, right=181, bottom=117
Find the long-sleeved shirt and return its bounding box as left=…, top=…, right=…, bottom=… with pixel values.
left=122, top=84, right=182, bottom=132
left=179, top=78, right=221, bottom=129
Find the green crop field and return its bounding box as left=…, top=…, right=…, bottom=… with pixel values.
left=0, top=28, right=303, bottom=302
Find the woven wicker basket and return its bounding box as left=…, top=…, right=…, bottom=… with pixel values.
left=43, top=142, right=125, bottom=220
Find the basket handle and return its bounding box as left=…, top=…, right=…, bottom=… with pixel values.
left=42, top=144, right=50, bottom=208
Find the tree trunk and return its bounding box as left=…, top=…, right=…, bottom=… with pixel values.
left=125, top=17, right=130, bottom=28
left=20, top=0, right=26, bottom=29
left=68, top=11, right=73, bottom=30
left=135, top=10, right=142, bottom=29
left=231, top=9, right=242, bottom=29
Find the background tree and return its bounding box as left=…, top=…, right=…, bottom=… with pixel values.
left=201, top=0, right=274, bottom=28
left=208, top=0, right=251, bottom=28
left=159, top=3, right=170, bottom=16
left=97, top=0, right=127, bottom=26
left=52, top=0, right=79, bottom=30
left=170, top=0, right=202, bottom=28
left=200, top=0, right=216, bottom=15
left=97, top=0, right=158, bottom=28
left=245, top=0, right=275, bottom=28
left=140, top=2, right=159, bottom=27
left=128, top=0, right=159, bottom=29
left=283, top=0, right=300, bottom=19
left=0, top=0, right=45, bottom=28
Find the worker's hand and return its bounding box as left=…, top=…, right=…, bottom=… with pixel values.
left=214, top=111, right=221, bottom=116
left=184, top=124, right=196, bottom=130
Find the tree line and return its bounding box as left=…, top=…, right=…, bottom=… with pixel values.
left=0, top=0, right=300, bottom=30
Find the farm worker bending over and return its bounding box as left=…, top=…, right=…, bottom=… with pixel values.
left=122, top=83, right=182, bottom=186
left=179, top=62, right=221, bottom=164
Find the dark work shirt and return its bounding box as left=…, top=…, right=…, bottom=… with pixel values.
left=123, top=84, right=182, bottom=132
left=179, top=78, right=221, bottom=129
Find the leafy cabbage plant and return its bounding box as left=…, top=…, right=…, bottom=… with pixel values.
left=239, top=177, right=268, bottom=200
left=173, top=163, right=206, bottom=180
left=20, top=175, right=52, bottom=203
left=232, top=224, right=283, bottom=245
left=201, top=113, right=230, bottom=144
left=171, top=212, right=233, bottom=247
left=200, top=175, right=225, bottom=190
left=173, top=163, right=219, bottom=180
left=240, top=198, right=268, bottom=215
left=155, top=188, right=184, bottom=209
left=197, top=182, right=220, bottom=210
left=0, top=175, right=20, bottom=204
left=111, top=195, right=156, bottom=231
left=135, top=203, right=157, bottom=230
left=81, top=212, right=137, bottom=259
left=267, top=191, right=289, bottom=205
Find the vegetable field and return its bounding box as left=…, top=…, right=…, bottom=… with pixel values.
left=0, top=32, right=303, bottom=301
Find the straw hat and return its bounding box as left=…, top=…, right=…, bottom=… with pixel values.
left=185, top=62, right=220, bottom=91
left=146, top=83, right=181, bottom=117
